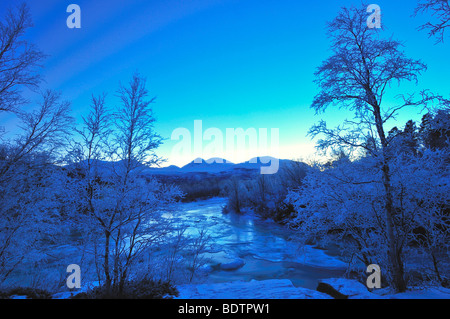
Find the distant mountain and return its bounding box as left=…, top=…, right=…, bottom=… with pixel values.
left=144, top=164, right=181, bottom=175
left=180, top=158, right=235, bottom=173
left=233, top=156, right=289, bottom=170
left=66, top=156, right=302, bottom=177
left=143, top=156, right=294, bottom=176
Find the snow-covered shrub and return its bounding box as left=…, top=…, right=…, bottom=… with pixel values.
left=287, top=147, right=450, bottom=286
left=287, top=157, right=389, bottom=270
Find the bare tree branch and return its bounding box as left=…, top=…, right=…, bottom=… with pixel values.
left=0, top=3, right=46, bottom=114
left=414, top=0, right=450, bottom=43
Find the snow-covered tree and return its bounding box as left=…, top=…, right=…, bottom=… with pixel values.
left=288, top=155, right=449, bottom=283
left=287, top=103, right=450, bottom=288
left=66, top=74, right=182, bottom=293
left=393, top=149, right=449, bottom=286
left=419, top=100, right=450, bottom=151
left=303, top=3, right=435, bottom=292
left=0, top=91, right=73, bottom=284
left=223, top=177, right=247, bottom=215
left=287, top=157, right=389, bottom=270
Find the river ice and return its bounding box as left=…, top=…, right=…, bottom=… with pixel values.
left=169, top=197, right=347, bottom=290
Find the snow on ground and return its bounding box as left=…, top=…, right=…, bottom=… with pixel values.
left=175, top=278, right=450, bottom=299
left=290, top=245, right=348, bottom=270
left=47, top=277, right=450, bottom=299
left=376, top=286, right=450, bottom=299
left=389, top=287, right=450, bottom=299
left=318, top=278, right=450, bottom=299
left=318, top=278, right=383, bottom=299
left=176, top=279, right=331, bottom=299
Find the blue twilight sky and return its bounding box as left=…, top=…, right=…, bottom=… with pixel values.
left=1, top=0, right=448, bottom=167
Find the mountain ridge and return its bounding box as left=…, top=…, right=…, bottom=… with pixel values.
left=144, top=156, right=292, bottom=175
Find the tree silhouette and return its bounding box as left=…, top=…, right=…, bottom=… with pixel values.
left=310, top=4, right=429, bottom=292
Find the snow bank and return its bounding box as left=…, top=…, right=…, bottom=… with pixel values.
left=318, top=278, right=450, bottom=299
left=177, top=278, right=450, bottom=299
left=50, top=277, right=450, bottom=299
left=292, top=245, right=348, bottom=270
left=219, top=259, right=245, bottom=271
left=317, top=278, right=381, bottom=299
left=176, top=279, right=331, bottom=299
left=378, top=286, right=450, bottom=299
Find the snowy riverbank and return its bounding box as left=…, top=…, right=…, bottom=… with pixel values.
left=43, top=198, right=450, bottom=300
left=175, top=278, right=450, bottom=299
left=47, top=277, right=450, bottom=299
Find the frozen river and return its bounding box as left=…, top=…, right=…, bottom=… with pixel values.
left=171, top=197, right=347, bottom=290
